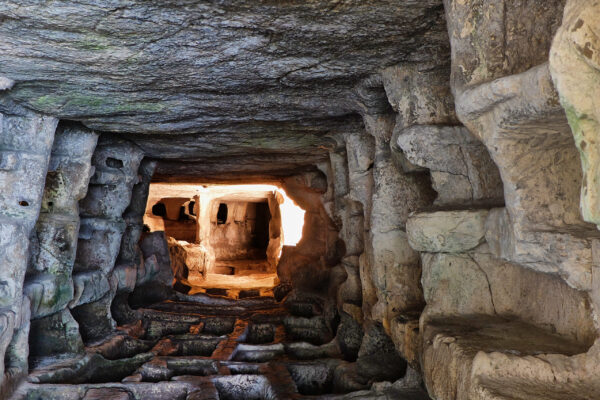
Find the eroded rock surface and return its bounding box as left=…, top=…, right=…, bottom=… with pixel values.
left=0, top=1, right=598, bottom=400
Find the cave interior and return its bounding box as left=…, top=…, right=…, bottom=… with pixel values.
left=0, top=1, right=600, bottom=399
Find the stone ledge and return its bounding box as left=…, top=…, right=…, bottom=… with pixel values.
left=421, top=316, right=592, bottom=400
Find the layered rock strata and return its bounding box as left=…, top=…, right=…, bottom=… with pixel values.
left=70, top=136, right=144, bottom=342
left=0, top=99, right=57, bottom=398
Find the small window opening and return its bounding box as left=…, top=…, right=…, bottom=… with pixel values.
left=188, top=201, right=196, bottom=216
left=152, top=202, right=167, bottom=217
left=19, top=200, right=29, bottom=207
left=105, top=157, right=124, bottom=169
left=217, top=203, right=228, bottom=225
left=178, top=205, right=191, bottom=221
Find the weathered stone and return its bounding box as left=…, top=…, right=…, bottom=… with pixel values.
left=3, top=296, right=30, bottom=395
left=363, top=124, right=433, bottom=327
left=336, top=312, right=364, bottom=361
left=453, top=63, right=596, bottom=292
left=24, top=273, right=74, bottom=319
left=550, top=0, right=600, bottom=228
left=79, top=137, right=144, bottom=220
left=0, top=1, right=448, bottom=139
left=69, top=136, right=144, bottom=341
left=29, top=309, right=84, bottom=359
left=140, top=232, right=172, bottom=287
left=421, top=317, right=590, bottom=400
left=1, top=2, right=599, bottom=399
left=421, top=252, right=496, bottom=319
left=421, top=249, right=596, bottom=346
left=345, top=130, right=375, bottom=216
left=26, top=123, right=98, bottom=319
left=70, top=271, right=111, bottom=308
left=390, top=317, right=420, bottom=371
left=117, top=159, right=157, bottom=268
left=338, top=260, right=362, bottom=306
left=485, top=207, right=593, bottom=291
left=407, top=210, right=489, bottom=253
left=381, top=63, right=457, bottom=128
left=74, top=217, right=126, bottom=275
left=395, top=125, right=503, bottom=206
left=443, top=0, right=566, bottom=90
left=356, top=322, right=406, bottom=383
left=469, top=348, right=600, bottom=400
left=0, top=101, right=56, bottom=395
left=71, top=289, right=117, bottom=343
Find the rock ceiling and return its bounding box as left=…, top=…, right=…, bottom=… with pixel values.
left=0, top=0, right=449, bottom=178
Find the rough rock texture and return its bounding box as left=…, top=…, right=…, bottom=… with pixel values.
left=71, top=136, right=144, bottom=342
left=407, top=210, right=488, bottom=253
left=443, top=0, right=566, bottom=90
left=0, top=99, right=56, bottom=397
left=364, top=119, right=434, bottom=330
left=0, top=1, right=448, bottom=134
left=447, top=0, right=597, bottom=293
left=410, top=2, right=600, bottom=399
left=0, top=1, right=598, bottom=399
left=381, top=62, right=457, bottom=128
left=115, top=159, right=158, bottom=291
left=25, top=123, right=98, bottom=320
left=395, top=125, right=503, bottom=206
left=550, top=0, right=600, bottom=227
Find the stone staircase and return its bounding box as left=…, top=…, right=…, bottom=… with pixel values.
left=16, top=294, right=431, bottom=400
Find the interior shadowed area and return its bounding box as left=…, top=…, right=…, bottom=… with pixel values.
left=144, top=183, right=306, bottom=299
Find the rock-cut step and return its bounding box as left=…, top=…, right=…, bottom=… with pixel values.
left=421, top=315, right=594, bottom=400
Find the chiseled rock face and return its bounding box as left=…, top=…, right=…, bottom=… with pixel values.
left=443, top=0, right=566, bottom=90
left=70, top=271, right=111, bottom=308
left=421, top=249, right=596, bottom=346
left=451, top=61, right=596, bottom=292
left=0, top=100, right=56, bottom=392
left=550, top=0, right=600, bottom=227
left=26, top=123, right=98, bottom=319
left=70, top=136, right=143, bottom=342
left=118, top=159, right=157, bottom=269
left=29, top=309, right=84, bottom=359
left=407, top=210, right=489, bottom=253
left=381, top=63, right=457, bottom=128
left=365, top=128, right=433, bottom=328
left=421, top=252, right=496, bottom=318
left=0, top=0, right=448, bottom=135
left=469, top=349, right=600, bottom=399
left=396, top=125, right=503, bottom=206
left=485, top=208, right=593, bottom=291
left=421, top=317, right=591, bottom=400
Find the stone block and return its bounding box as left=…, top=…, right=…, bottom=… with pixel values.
left=70, top=270, right=111, bottom=308
left=407, top=210, right=489, bottom=253
left=395, top=125, right=503, bottom=206
left=29, top=309, right=84, bottom=358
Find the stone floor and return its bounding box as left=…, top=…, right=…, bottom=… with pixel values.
left=187, top=260, right=278, bottom=298
left=16, top=294, right=431, bottom=400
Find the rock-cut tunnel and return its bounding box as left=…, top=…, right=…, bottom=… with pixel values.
left=0, top=1, right=600, bottom=399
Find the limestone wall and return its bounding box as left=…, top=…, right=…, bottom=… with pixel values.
left=0, top=1, right=599, bottom=398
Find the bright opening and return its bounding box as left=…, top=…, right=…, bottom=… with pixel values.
left=278, top=189, right=305, bottom=246
left=143, top=183, right=306, bottom=298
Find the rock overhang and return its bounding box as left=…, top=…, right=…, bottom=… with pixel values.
left=0, top=0, right=449, bottom=135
